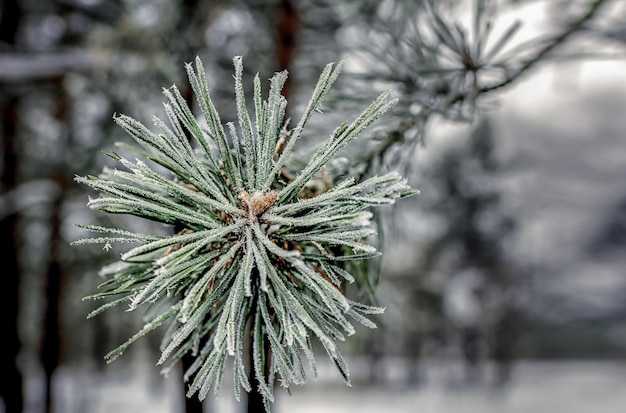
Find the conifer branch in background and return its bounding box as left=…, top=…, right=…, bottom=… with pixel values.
left=73, top=56, right=417, bottom=411
left=351, top=0, right=611, bottom=177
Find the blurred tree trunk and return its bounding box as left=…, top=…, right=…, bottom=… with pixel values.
left=246, top=315, right=271, bottom=413
left=276, top=0, right=299, bottom=106
left=490, top=304, right=521, bottom=385
left=40, top=79, right=71, bottom=413
left=0, top=0, right=25, bottom=411
left=41, top=177, right=66, bottom=413
left=182, top=353, right=205, bottom=413
left=0, top=96, right=25, bottom=413
left=245, top=3, right=298, bottom=413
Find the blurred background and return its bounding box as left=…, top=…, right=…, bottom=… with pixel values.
left=1, top=0, right=626, bottom=412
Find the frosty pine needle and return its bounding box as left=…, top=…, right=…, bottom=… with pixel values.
left=73, top=55, right=417, bottom=410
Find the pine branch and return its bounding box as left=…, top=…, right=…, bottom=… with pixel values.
left=362, top=0, right=610, bottom=175
left=74, top=55, right=417, bottom=411
left=474, top=0, right=609, bottom=96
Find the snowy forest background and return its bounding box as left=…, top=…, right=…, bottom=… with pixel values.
left=2, top=0, right=626, bottom=412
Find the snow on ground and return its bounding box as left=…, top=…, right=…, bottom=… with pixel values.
left=35, top=359, right=626, bottom=413
left=277, top=361, right=626, bottom=413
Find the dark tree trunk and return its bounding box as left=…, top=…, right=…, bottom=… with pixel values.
left=39, top=74, right=73, bottom=413
left=41, top=186, right=65, bottom=413
left=276, top=0, right=299, bottom=112
left=244, top=4, right=299, bottom=412
left=41, top=69, right=72, bottom=413
left=246, top=381, right=265, bottom=413
left=0, top=1, right=24, bottom=411
left=0, top=96, right=25, bottom=413
left=246, top=335, right=270, bottom=413
left=181, top=352, right=205, bottom=413
left=0, top=0, right=20, bottom=50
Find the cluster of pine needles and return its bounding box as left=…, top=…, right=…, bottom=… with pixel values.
left=74, top=56, right=416, bottom=411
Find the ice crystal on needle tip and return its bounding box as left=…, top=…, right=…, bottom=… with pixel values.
left=74, top=55, right=417, bottom=410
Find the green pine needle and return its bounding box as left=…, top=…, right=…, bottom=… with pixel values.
left=74, top=55, right=417, bottom=411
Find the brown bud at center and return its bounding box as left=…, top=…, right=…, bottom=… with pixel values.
left=239, top=189, right=278, bottom=221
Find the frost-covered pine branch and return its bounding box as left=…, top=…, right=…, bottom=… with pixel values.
left=73, top=55, right=417, bottom=411
left=343, top=0, right=611, bottom=177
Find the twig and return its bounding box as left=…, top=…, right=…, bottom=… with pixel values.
left=365, top=0, right=609, bottom=170
left=478, top=0, right=609, bottom=95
